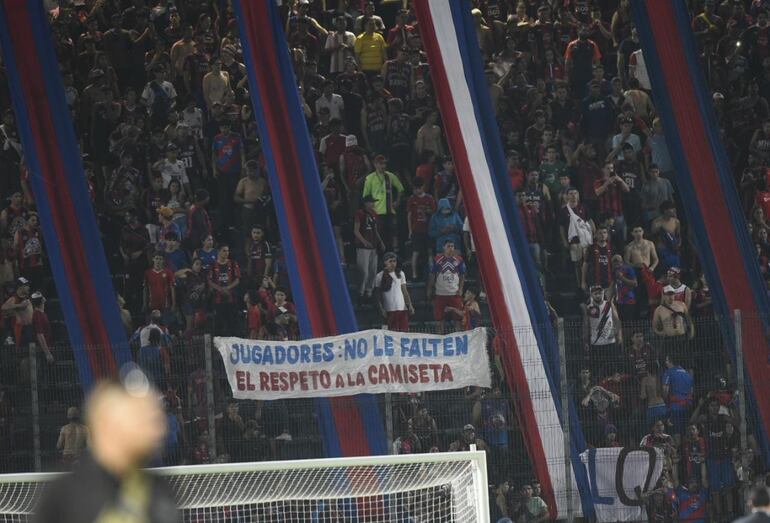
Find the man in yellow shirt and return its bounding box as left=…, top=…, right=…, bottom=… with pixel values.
left=354, top=18, right=387, bottom=74
left=362, top=154, right=404, bottom=250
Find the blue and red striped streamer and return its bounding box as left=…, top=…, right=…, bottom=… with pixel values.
left=232, top=0, right=385, bottom=457
left=414, top=1, right=592, bottom=517
left=0, top=0, right=130, bottom=389
left=633, top=0, right=770, bottom=464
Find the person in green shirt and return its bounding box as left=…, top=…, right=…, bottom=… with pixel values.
left=362, top=154, right=404, bottom=250
left=539, top=144, right=568, bottom=197
left=518, top=483, right=549, bottom=523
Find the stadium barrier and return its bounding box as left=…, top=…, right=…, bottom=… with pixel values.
left=0, top=312, right=760, bottom=520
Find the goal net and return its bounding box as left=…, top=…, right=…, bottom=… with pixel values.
left=0, top=450, right=489, bottom=522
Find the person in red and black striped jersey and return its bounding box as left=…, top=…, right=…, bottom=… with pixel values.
left=582, top=225, right=614, bottom=297
left=209, top=245, right=241, bottom=336
left=593, top=160, right=629, bottom=243
left=517, top=191, right=547, bottom=271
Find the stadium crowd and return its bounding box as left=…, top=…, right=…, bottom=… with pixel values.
left=0, top=0, right=769, bottom=520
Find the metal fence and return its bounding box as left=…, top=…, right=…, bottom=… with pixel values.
left=0, top=312, right=765, bottom=520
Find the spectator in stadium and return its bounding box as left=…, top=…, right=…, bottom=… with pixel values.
left=514, top=483, right=549, bottom=523
left=406, top=176, right=436, bottom=280
left=662, top=354, right=694, bottom=441
left=175, top=257, right=208, bottom=337
left=56, top=406, right=88, bottom=470
left=354, top=195, right=383, bottom=305
left=653, top=286, right=694, bottom=361
left=583, top=284, right=623, bottom=379
left=234, top=160, right=266, bottom=238
left=691, top=396, right=739, bottom=520
left=612, top=254, right=638, bottom=321
left=448, top=423, right=488, bottom=452
left=208, top=245, right=240, bottom=336
left=374, top=252, right=414, bottom=332
left=472, top=386, right=513, bottom=483
left=144, top=251, right=176, bottom=322
left=265, top=288, right=298, bottom=341
left=427, top=239, right=466, bottom=334
left=31, top=291, right=53, bottom=366
left=362, top=154, right=404, bottom=251
left=139, top=328, right=165, bottom=389
left=354, top=17, right=387, bottom=75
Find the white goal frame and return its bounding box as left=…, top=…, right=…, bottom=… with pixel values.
left=0, top=450, right=490, bottom=522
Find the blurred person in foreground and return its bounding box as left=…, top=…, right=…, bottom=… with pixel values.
left=34, top=372, right=180, bottom=523
left=734, top=486, right=770, bottom=523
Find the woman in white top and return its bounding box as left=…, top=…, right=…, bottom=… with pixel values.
left=374, top=252, right=414, bottom=332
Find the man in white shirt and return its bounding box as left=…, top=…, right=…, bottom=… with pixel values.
left=315, top=80, right=344, bottom=121
left=153, top=143, right=190, bottom=193
left=374, top=252, right=414, bottom=332
left=141, top=65, right=177, bottom=125
left=325, top=15, right=356, bottom=75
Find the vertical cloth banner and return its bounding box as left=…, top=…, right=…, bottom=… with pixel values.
left=413, top=1, right=592, bottom=518
left=232, top=0, right=386, bottom=457
left=632, top=0, right=770, bottom=465
left=0, top=0, right=130, bottom=389
left=580, top=447, right=664, bottom=522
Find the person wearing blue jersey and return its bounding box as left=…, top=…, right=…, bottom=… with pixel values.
left=662, top=353, right=693, bottom=441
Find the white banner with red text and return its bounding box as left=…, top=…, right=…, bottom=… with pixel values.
left=214, top=328, right=491, bottom=400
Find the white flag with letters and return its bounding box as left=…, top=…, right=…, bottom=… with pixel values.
left=580, top=447, right=664, bottom=522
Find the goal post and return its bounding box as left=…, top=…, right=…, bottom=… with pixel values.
left=0, top=450, right=490, bottom=522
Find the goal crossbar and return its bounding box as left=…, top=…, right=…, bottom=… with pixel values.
left=0, top=450, right=489, bottom=522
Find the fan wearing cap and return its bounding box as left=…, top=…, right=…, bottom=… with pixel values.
left=153, top=143, right=190, bottom=194
left=374, top=252, right=414, bottom=332
left=353, top=195, right=385, bottom=304
left=664, top=266, right=692, bottom=310
left=652, top=285, right=694, bottom=360
left=448, top=423, right=488, bottom=452
left=362, top=154, right=404, bottom=250
left=339, top=134, right=372, bottom=211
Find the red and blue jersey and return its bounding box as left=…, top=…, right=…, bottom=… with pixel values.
left=663, top=366, right=694, bottom=408
left=614, top=263, right=637, bottom=305
left=431, top=254, right=466, bottom=296
left=212, top=132, right=243, bottom=176
left=675, top=486, right=707, bottom=523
